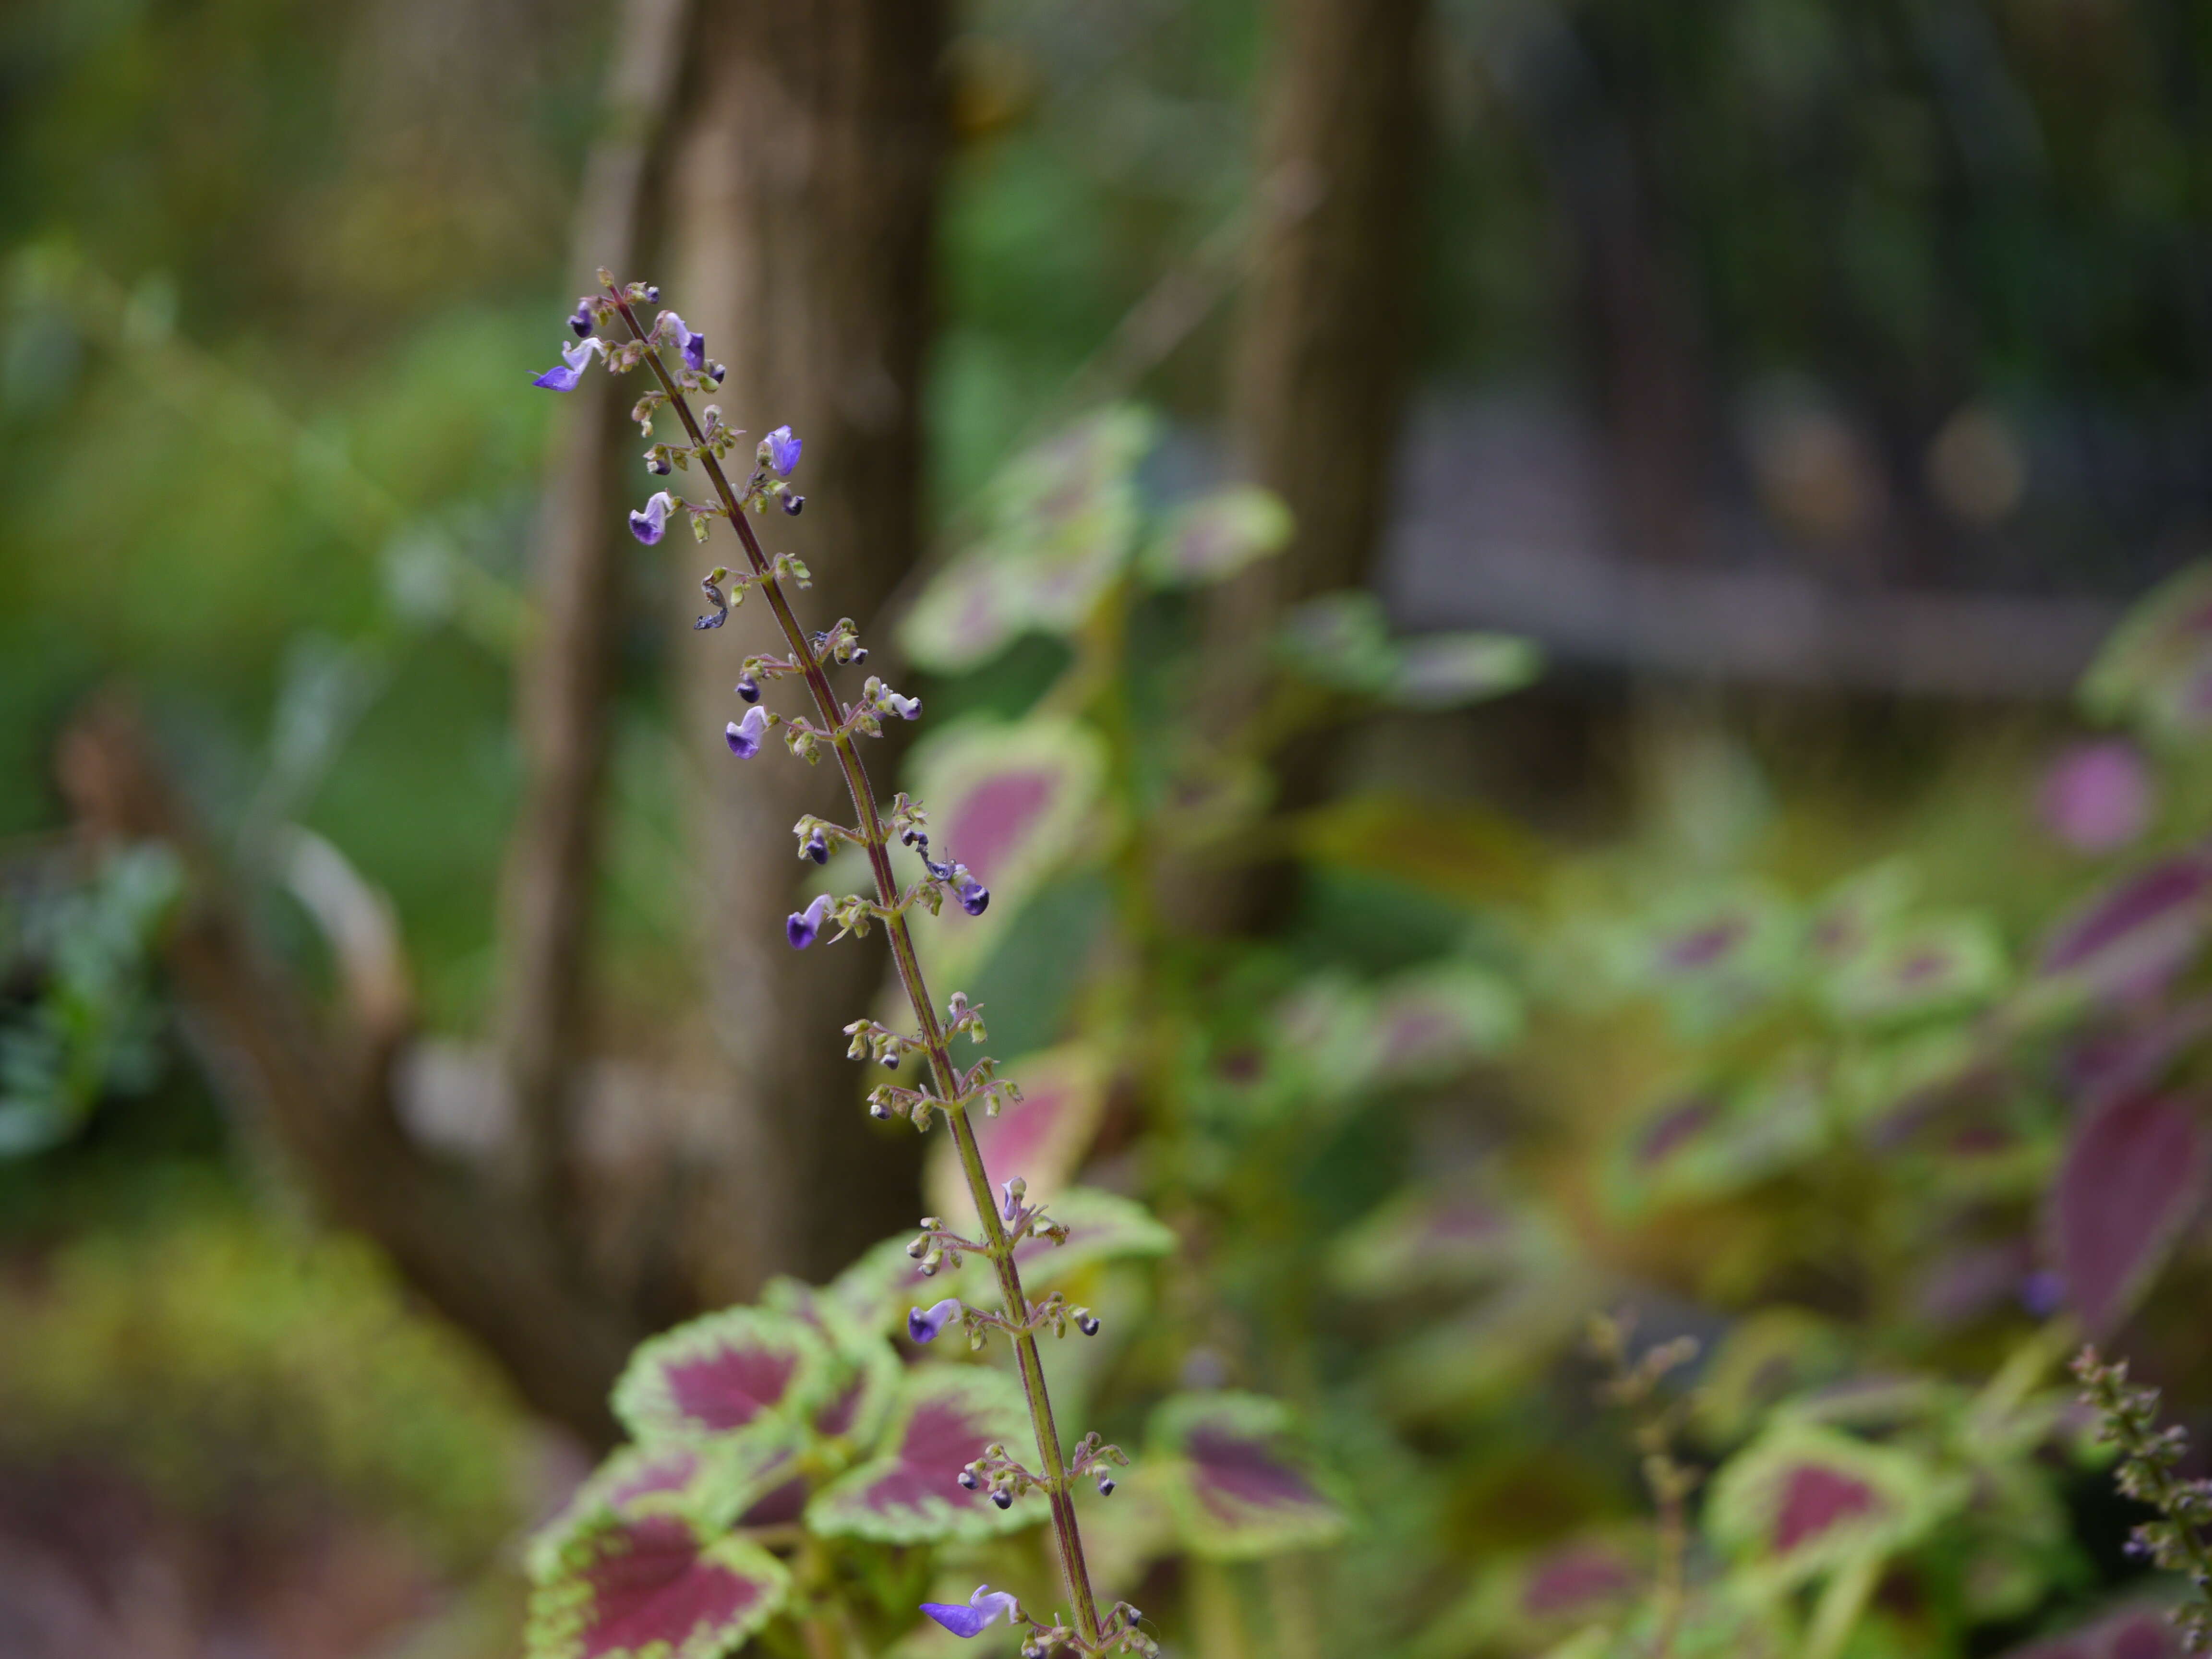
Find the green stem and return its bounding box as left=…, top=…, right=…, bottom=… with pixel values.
left=612, top=292, right=1108, bottom=1649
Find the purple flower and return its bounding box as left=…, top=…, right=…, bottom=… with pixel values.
left=787, top=894, right=831, bottom=950
left=568, top=301, right=594, bottom=337
left=802, top=829, right=830, bottom=865
left=765, top=425, right=803, bottom=477
left=950, top=865, right=990, bottom=917
left=879, top=688, right=922, bottom=721
left=532, top=337, right=603, bottom=392
left=630, top=490, right=677, bottom=546
left=920, top=1587, right=1017, bottom=1641
left=907, top=1297, right=962, bottom=1344
left=725, top=705, right=771, bottom=759
left=656, top=310, right=706, bottom=372
left=735, top=673, right=760, bottom=703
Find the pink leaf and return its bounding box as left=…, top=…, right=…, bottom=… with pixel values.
left=612, top=1308, right=830, bottom=1444
left=2051, top=1093, right=2209, bottom=1334
left=805, top=1368, right=1046, bottom=1544
left=1771, top=1464, right=1884, bottom=1553
left=527, top=1513, right=788, bottom=1659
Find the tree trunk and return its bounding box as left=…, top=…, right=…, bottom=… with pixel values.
left=662, top=0, right=946, bottom=1295
left=1175, top=0, right=1430, bottom=934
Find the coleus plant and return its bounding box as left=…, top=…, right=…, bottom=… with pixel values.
left=519, top=276, right=1345, bottom=1659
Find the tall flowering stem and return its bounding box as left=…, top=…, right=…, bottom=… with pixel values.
left=575, top=277, right=1121, bottom=1652
left=2074, top=1345, right=2212, bottom=1653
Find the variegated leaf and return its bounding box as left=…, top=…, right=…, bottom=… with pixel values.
left=1365, top=964, right=1522, bottom=1085
left=2080, top=558, right=2212, bottom=737
left=2050, top=1092, right=2210, bottom=1334
left=1147, top=1392, right=1347, bottom=1560
left=1706, top=1423, right=1952, bottom=1589
left=1330, top=1185, right=1528, bottom=1298
left=927, top=1043, right=1106, bottom=1222
left=612, top=1307, right=833, bottom=1446
left=993, top=1186, right=1176, bottom=1290
left=805, top=1366, right=1048, bottom=1544
left=1819, top=915, right=2007, bottom=1026
left=759, top=1277, right=903, bottom=1449
left=2031, top=852, right=2212, bottom=1010
left=525, top=1510, right=790, bottom=1659
left=1139, top=484, right=1291, bottom=586
left=1384, top=632, right=1541, bottom=710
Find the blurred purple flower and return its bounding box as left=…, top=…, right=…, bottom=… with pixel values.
left=630, top=490, right=677, bottom=546
left=907, top=1297, right=962, bottom=1344
left=2039, top=740, right=2153, bottom=854
left=766, top=425, right=803, bottom=477
left=787, top=894, right=831, bottom=950
left=533, top=337, right=603, bottom=392
left=725, top=705, right=770, bottom=759
left=920, top=1587, right=1017, bottom=1640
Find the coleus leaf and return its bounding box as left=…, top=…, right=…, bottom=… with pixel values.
left=1139, top=484, right=1290, bottom=586
left=2049, top=1092, right=2210, bottom=1334
left=1603, top=1063, right=1825, bottom=1214
left=1997, top=1604, right=2186, bottom=1659
left=526, top=1510, right=790, bottom=1659
left=2080, top=557, right=2212, bottom=738
left=1706, top=1423, right=1954, bottom=1590
left=1329, top=1185, right=1529, bottom=1298
left=527, top=1436, right=802, bottom=1583
left=805, top=1365, right=1049, bottom=1543
left=907, top=715, right=1107, bottom=974
left=760, top=1277, right=902, bottom=1448
left=1363, top=963, right=1522, bottom=1086
left=1146, top=1392, right=1347, bottom=1560
left=2028, top=851, right=2212, bottom=1012
left=926, top=1042, right=1106, bottom=1223
left=1411, top=1534, right=1647, bottom=1658
left=899, top=408, right=1153, bottom=670
left=992, top=1186, right=1176, bottom=1290
left=1382, top=632, right=1541, bottom=710
left=1818, top=915, right=2008, bottom=1026
left=612, top=1306, right=833, bottom=1446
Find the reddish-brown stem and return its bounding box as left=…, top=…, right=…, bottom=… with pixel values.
left=610, top=292, right=1108, bottom=1648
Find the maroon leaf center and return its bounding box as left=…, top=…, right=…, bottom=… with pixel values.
left=1772, top=1464, right=1882, bottom=1553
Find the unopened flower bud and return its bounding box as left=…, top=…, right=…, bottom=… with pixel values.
left=959, top=1468, right=980, bottom=1491
left=880, top=1046, right=901, bottom=1070
left=991, top=1488, right=1013, bottom=1511
left=869, top=1099, right=893, bottom=1121
left=568, top=301, right=594, bottom=337
left=906, top=1235, right=929, bottom=1259
left=643, top=285, right=660, bottom=302
left=802, top=829, right=830, bottom=864
left=1078, top=1312, right=1101, bottom=1336
left=647, top=451, right=671, bottom=476
left=735, top=672, right=760, bottom=703
left=709, top=361, right=726, bottom=384
left=1096, top=1476, right=1115, bottom=1496
left=782, top=493, right=805, bottom=516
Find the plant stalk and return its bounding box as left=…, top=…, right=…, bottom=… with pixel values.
left=611, top=290, right=1109, bottom=1648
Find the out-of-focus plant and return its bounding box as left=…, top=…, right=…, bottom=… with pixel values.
left=0, top=843, right=180, bottom=1156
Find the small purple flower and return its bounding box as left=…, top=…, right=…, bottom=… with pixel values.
left=879, top=688, right=922, bottom=721
left=781, top=492, right=805, bottom=516
left=907, top=1297, right=962, bottom=1344
left=950, top=865, right=990, bottom=917
left=725, top=705, right=771, bottom=758
left=532, top=337, right=603, bottom=392
left=656, top=310, right=706, bottom=372
left=765, top=425, right=803, bottom=477
left=787, top=893, right=832, bottom=950
left=735, top=672, right=760, bottom=703
left=803, top=829, right=830, bottom=864
left=1000, top=1180, right=1021, bottom=1222
left=920, top=1587, right=1017, bottom=1640
left=568, top=301, right=594, bottom=337
left=630, top=490, right=677, bottom=545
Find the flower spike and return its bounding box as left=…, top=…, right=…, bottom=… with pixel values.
left=725, top=705, right=771, bottom=759
left=907, top=1297, right=962, bottom=1344
left=630, top=490, right=677, bottom=545
left=532, top=337, right=604, bottom=392
left=920, top=1587, right=1018, bottom=1640
left=787, top=893, right=831, bottom=950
